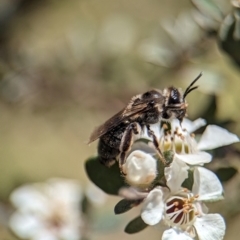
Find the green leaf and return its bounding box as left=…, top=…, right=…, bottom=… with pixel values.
left=85, top=156, right=126, bottom=195
left=182, top=169, right=194, bottom=190
left=114, top=199, right=142, bottom=214
left=124, top=216, right=148, bottom=234
left=163, top=150, right=174, bottom=165
left=215, top=167, right=238, bottom=182
left=81, top=194, right=91, bottom=215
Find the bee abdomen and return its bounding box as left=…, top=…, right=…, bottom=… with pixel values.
left=98, top=138, right=120, bottom=166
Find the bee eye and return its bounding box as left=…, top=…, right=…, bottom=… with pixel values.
left=168, top=89, right=181, bottom=104
left=142, top=91, right=152, bottom=99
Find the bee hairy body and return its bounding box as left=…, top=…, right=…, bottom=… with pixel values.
left=89, top=73, right=202, bottom=170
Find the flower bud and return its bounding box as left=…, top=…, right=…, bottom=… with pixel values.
left=122, top=150, right=157, bottom=188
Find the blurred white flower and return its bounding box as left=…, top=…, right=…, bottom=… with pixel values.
left=141, top=167, right=225, bottom=240
left=122, top=150, right=157, bottom=188
left=9, top=178, right=83, bottom=240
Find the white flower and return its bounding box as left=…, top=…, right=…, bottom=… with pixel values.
left=159, top=118, right=238, bottom=199
left=141, top=167, right=225, bottom=240
left=122, top=150, right=157, bottom=188
left=164, top=157, right=189, bottom=193
left=159, top=118, right=239, bottom=165
left=119, top=118, right=238, bottom=239
left=9, top=178, right=83, bottom=240
left=159, top=118, right=210, bottom=165
left=197, top=124, right=239, bottom=151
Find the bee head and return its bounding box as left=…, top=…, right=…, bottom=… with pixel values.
left=162, top=73, right=202, bottom=123
left=162, top=87, right=186, bottom=122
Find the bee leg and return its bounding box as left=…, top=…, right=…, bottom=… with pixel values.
left=119, top=122, right=141, bottom=171
left=146, top=125, right=167, bottom=165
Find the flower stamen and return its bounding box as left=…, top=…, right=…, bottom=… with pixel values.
left=165, top=193, right=198, bottom=228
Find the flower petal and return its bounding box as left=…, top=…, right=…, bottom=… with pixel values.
left=162, top=228, right=193, bottom=240
left=182, top=118, right=206, bottom=133
left=175, top=151, right=212, bottom=165
left=119, top=187, right=148, bottom=200
left=9, top=212, right=42, bottom=238
left=194, top=214, right=226, bottom=240
left=10, top=185, right=47, bottom=212
left=197, top=125, right=239, bottom=150
left=47, top=178, right=82, bottom=205
left=140, top=123, right=161, bottom=141
left=165, top=158, right=189, bottom=192
left=60, top=224, right=81, bottom=240
left=34, top=230, right=58, bottom=240
left=33, top=232, right=58, bottom=240
left=192, top=167, right=223, bottom=201
left=168, top=118, right=206, bottom=134
left=141, top=188, right=164, bottom=225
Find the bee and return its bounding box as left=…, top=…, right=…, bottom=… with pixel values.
left=88, top=73, right=202, bottom=169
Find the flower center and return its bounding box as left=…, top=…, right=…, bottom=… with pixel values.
left=159, top=124, right=196, bottom=154
left=165, top=192, right=199, bottom=228
left=45, top=203, right=67, bottom=231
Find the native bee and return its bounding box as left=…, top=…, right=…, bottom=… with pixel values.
left=89, top=73, right=202, bottom=169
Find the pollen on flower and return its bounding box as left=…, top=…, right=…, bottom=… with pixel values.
left=174, top=201, right=179, bottom=207
left=179, top=134, right=184, bottom=141
left=159, top=122, right=196, bottom=155
left=163, top=123, right=168, bottom=129
left=183, top=205, right=190, bottom=211
left=190, top=133, right=195, bottom=138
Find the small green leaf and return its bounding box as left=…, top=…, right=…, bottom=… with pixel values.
left=182, top=169, right=194, bottom=190
left=81, top=194, right=91, bottom=215
left=85, top=156, right=126, bottom=195
left=114, top=199, right=142, bottom=214
left=124, top=216, right=148, bottom=234
left=215, top=167, right=238, bottom=182
left=163, top=150, right=174, bottom=165
left=151, top=150, right=173, bottom=187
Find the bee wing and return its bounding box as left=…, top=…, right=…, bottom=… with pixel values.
left=88, top=96, right=150, bottom=144
left=88, top=109, right=126, bottom=144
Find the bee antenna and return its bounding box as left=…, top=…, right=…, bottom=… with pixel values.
left=183, top=72, right=202, bottom=99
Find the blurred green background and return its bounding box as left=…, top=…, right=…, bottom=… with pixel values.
left=0, top=0, right=240, bottom=239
